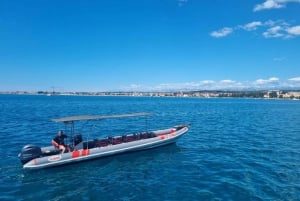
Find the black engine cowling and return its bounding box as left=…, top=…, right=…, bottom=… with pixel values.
left=18, top=144, right=42, bottom=164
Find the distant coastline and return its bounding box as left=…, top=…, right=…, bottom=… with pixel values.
left=1, top=90, right=300, bottom=100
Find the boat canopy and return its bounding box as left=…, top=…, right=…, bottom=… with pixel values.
left=52, top=112, right=151, bottom=123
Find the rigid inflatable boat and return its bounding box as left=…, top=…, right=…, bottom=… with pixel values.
left=18, top=113, right=189, bottom=170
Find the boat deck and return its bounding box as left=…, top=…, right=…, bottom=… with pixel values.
left=82, top=132, right=157, bottom=149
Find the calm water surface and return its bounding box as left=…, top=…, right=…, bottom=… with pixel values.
left=0, top=95, right=299, bottom=200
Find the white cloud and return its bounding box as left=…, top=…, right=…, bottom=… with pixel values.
left=270, top=77, right=280, bottom=81
left=255, top=79, right=268, bottom=85
left=122, top=77, right=300, bottom=91
left=211, top=1, right=300, bottom=39
left=211, top=20, right=300, bottom=39
left=242, top=21, right=263, bottom=31
left=263, top=26, right=284, bottom=38
left=289, top=77, right=300, bottom=82
left=129, top=84, right=143, bottom=89
left=177, top=0, right=188, bottom=7
left=220, top=79, right=236, bottom=84
left=287, top=25, right=300, bottom=35
left=286, top=77, right=300, bottom=88
left=262, top=23, right=300, bottom=38
left=254, top=0, right=300, bottom=12
left=261, top=21, right=300, bottom=38
left=264, top=20, right=277, bottom=27
left=210, top=27, right=233, bottom=38
left=254, top=0, right=284, bottom=11
left=201, top=80, right=215, bottom=84
left=254, top=77, right=279, bottom=84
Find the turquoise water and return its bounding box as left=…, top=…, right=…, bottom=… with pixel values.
left=0, top=95, right=299, bottom=200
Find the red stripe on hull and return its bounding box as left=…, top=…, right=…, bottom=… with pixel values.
left=72, top=150, right=80, bottom=158
left=82, top=149, right=90, bottom=156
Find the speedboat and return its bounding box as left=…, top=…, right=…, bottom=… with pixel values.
left=18, top=113, right=189, bottom=170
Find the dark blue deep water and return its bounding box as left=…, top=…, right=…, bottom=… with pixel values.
left=0, top=95, right=299, bottom=201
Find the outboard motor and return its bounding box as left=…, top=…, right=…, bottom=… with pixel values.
left=18, top=144, right=42, bottom=165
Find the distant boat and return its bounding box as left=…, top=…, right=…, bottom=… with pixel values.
left=18, top=113, right=189, bottom=170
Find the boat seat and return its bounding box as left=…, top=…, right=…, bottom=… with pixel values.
left=71, top=134, right=83, bottom=146
left=42, top=148, right=60, bottom=156
left=83, top=141, right=95, bottom=149
left=97, top=139, right=109, bottom=147
left=126, top=135, right=135, bottom=142
left=134, top=134, right=140, bottom=140
left=142, top=133, right=148, bottom=139
left=148, top=132, right=155, bottom=138
left=107, top=136, right=113, bottom=144
left=112, top=137, right=122, bottom=145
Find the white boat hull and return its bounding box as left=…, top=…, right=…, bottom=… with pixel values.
left=22, top=126, right=188, bottom=170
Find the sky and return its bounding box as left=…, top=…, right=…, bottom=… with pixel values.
left=0, top=0, right=300, bottom=92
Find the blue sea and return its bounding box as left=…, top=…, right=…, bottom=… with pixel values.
left=0, top=95, right=299, bottom=201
